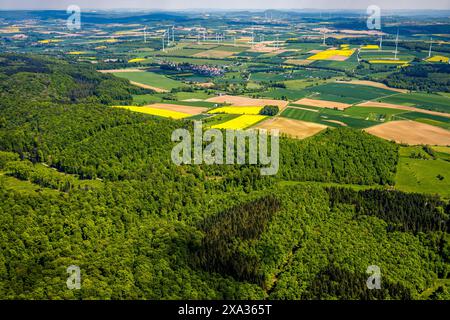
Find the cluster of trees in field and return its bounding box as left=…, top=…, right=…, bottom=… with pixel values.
left=259, top=105, right=279, bottom=116
left=384, top=64, right=450, bottom=93
left=0, top=53, right=449, bottom=300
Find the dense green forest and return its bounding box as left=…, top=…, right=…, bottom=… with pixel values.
left=384, top=64, right=450, bottom=93
left=0, top=54, right=449, bottom=300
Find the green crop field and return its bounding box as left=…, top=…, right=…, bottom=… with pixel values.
left=112, top=71, right=183, bottom=90
left=281, top=107, right=379, bottom=128
left=251, top=72, right=288, bottom=82
left=380, top=92, right=450, bottom=114
left=158, top=56, right=232, bottom=66
left=260, top=88, right=308, bottom=100
left=344, top=106, right=408, bottom=121
left=174, top=91, right=214, bottom=100
left=132, top=94, right=164, bottom=104
left=157, top=48, right=204, bottom=57
left=396, top=147, right=450, bottom=198
left=304, top=83, right=397, bottom=104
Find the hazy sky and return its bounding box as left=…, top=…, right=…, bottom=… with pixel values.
left=0, top=0, right=449, bottom=10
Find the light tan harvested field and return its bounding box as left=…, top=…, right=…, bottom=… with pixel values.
left=307, top=49, right=323, bottom=54
left=193, top=50, right=235, bottom=58
left=357, top=101, right=450, bottom=119
left=293, top=98, right=352, bottom=110
left=248, top=44, right=286, bottom=54
left=98, top=68, right=144, bottom=73
left=284, top=59, right=314, bottom=66
left=339, top=29, right=384, bottom=36
left=336, top=80, right=408, bottom=93
left=254, top=117, right=327, bottom=139
left=365, top=120, right=450, bottom=145
left=327, top=55, right=350, bottom=61
left=237, top=36, right=253, bottom=42
left=145, top=103, right=208, bottom=115
left=129, top=81, right=168, bottom=93
left=206, top=95, right=289, bottom=110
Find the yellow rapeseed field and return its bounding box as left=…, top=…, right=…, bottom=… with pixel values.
left=128, top=58, right=147, bottom=63
left=113, top=106, right=190, bottom=119
left=67, top=51, right=88, bottom=55
left=211, top=115, right=267, bottom=130
left=426, top=55, right=449, bottom=63
left=307, top=48, right=355, bottom=60
left=38, top=39, right=62, bottom=44
left=361, top=45, right=380, bottom=50
left=208, top=106, right=263, bottom=115
left=369, top=60, right=409, bottom=64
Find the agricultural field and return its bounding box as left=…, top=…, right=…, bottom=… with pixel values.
left=210, top=114, right=267, bottom=129
left=112, top=71, right=183, bottom=91
left=304, top=83, right=398, bottom=104
left=396, top=146, right=450, bottom=198
left=380, top=92, right=450, bottom=114
left=253, top=117, right=327, bottom=138
left=208, top=106, right=263, bottom=115
left=112, top=105, right=191, bottom=119
left=307, top=48, right=356, bottom=61
left=344, top=106, right=407, bottom=121
left=1, top=7, right=450, bottom=304
left=281, top=106, right=379, bottom=128
left=365, top=120, right=450, bottom=145
left=395, top=112, right=450, bottom=130
left=206, top=95, right=290, bottom=110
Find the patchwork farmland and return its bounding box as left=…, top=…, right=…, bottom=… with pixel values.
left=1, top=8, right=450, bottom=302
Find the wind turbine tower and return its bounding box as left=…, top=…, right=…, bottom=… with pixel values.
left=428, top=37, right=433, bottom=58
left=143, top=26, right=147, bottom=43
left=379, top=34, right=383, bottom=50
left=394, top=30, right=399, bottom=60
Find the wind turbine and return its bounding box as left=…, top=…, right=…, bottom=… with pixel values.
left=167, top=28, right=171, bottom=47
left=428, top=37, right=433, bottom=58
left=322, top=30, right=326, bottom=46
left=394, top=29, right=399, bottom=60
left=379, top=34, right=383, bottom=50
left=143, top=26, right=147, bottom=43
